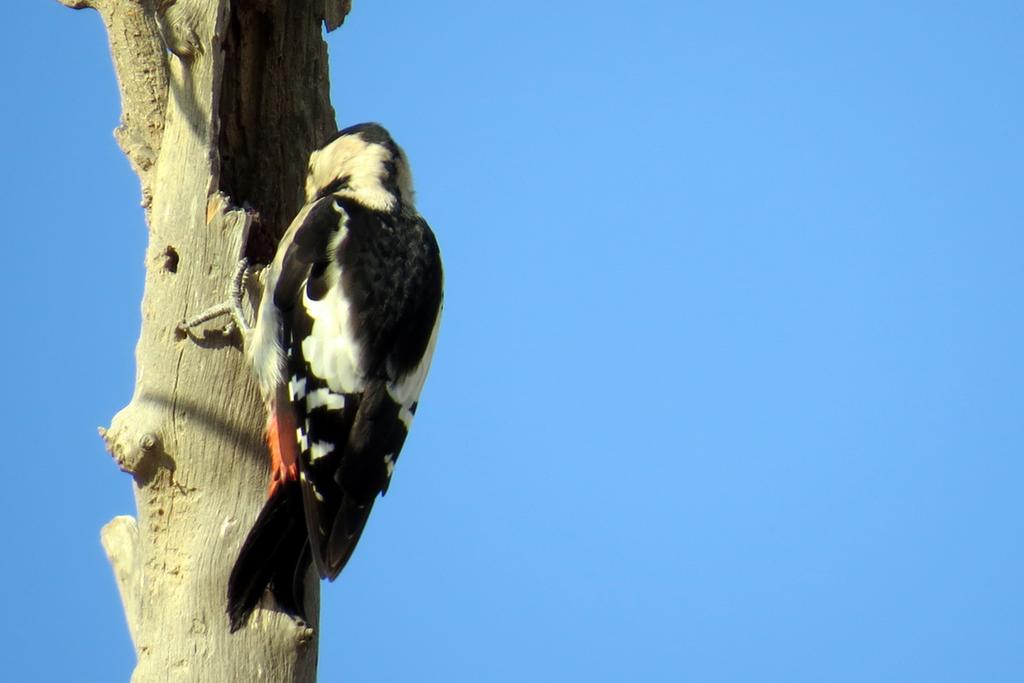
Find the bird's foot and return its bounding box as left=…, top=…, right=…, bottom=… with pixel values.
left=178, top=258, right=255, bottom=339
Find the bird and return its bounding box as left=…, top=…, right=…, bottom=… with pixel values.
left=220, top=123, right=443, bottom=631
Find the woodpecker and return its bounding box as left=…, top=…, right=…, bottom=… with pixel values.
left=225, top=123, right=443, bottom=631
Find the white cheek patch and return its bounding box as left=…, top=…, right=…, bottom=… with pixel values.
left=307, top=135, right=400, bottom=211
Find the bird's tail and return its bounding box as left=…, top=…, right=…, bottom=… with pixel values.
left=227, top=479, right=312, bottom=632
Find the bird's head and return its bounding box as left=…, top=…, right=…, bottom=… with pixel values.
left=305, top=122, right=415, bottom=213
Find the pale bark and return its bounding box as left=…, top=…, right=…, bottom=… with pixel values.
left=58, top=0, right=349, bottom=680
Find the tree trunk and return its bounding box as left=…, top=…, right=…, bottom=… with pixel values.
left=57, top=0, right=350, bottom=679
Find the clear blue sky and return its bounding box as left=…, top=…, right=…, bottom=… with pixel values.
left=8, top=2, right=1023, bottom=681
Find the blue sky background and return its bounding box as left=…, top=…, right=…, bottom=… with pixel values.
left=8, top=1, right=1024, bottom=680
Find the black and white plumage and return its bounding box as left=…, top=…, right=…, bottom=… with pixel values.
left=227, top=123, right=443, bottom=631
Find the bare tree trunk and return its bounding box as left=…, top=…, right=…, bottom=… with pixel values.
left=57, top=0, right=350, bottom=679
